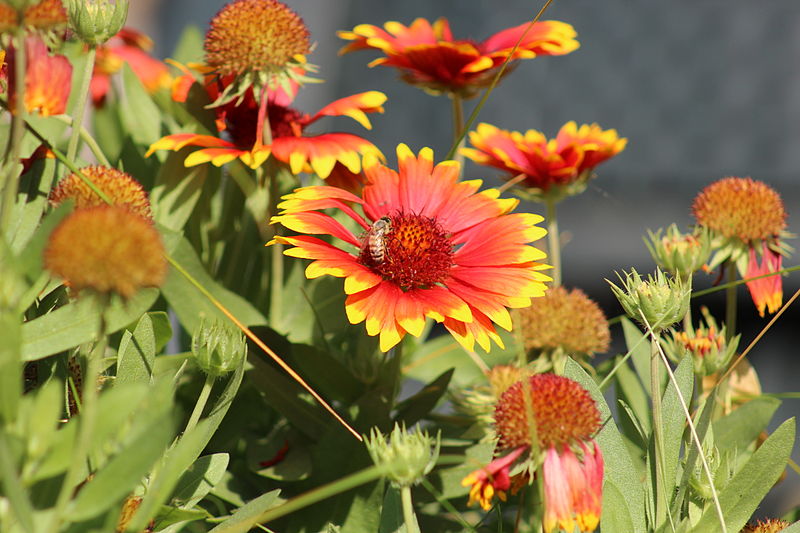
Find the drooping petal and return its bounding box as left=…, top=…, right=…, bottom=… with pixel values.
left=542, top=446, right=575, bottom=533
left=271, top=134, right=383, bottom=178
left=310, top=91, right=387, bottom=129
left=745, top=242, right=783, bottom=317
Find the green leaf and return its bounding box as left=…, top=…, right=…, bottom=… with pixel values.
left=600, top=479, right=635, bottom=533
left=565, top=358, right=646, bottom=532
left=171, top=26, right=204, bottom=64
left=116, top=314, right=156, bottom=386
left=151, top=157, right=208, bottom=232
left=126, top=361, right=245, bottom=531
left=693, top=418, right=795, bottom=533
left=170, top=453, right=230, bottom=509
left=208, top=490, right=282, bottom=533
left=161, top=236, right=267, bottom=333
left=19, top=379, right=61, bottom=468
left=119, top=63, right=162, bottom=147
left=153, top=506, right=210, bottom=532
left=0, top=313, right=21, bottom=425
left=614, top=353, right=651, bottom=437
left=377, top=486, right=402, bottom=533
left=9, top=157, right=59, bottom=254
left=661, top=356, right=694, bottom=493
left=15, top=201, right=72, bottom=283
left=21, top=289, right=159, bottom=361
left=0, top=431, right=35, bottom=533
left=394, top=368, right=453, bottom=426
left=288, top=344, right=365, bottom=404
left=621, top=317, right=657, bottom=395
left=148, top=311, right=173, bottom=354
left=712, top=396, right=780, bottom=455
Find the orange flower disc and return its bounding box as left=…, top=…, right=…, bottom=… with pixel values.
left=49, top=166, right=153, bottom=221
left=516, top=286, right=610, bottom=357
left=205, top=0, right=310, bottom=77
left=692, top=177, right=786, bottom=242
left=495, top=374, right=600, bottom=450
left=24, top=0, right=67, bottom=31
left=44, top=206, right=167, bottom=299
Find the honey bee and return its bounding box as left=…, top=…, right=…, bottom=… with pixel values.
left=366, top=216, right=392, bottom=264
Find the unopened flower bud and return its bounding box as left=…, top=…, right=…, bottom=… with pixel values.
left=191, top=319, right=246, bottom=377
left=365, top=423, right=440, bottom=488
left=65, top=0, right=128, bottom=45
left=644, top=224, right=712, bottom=279
left=607, top=268, right=691, bottom=332
left=663, top=307, right=739, bottom=376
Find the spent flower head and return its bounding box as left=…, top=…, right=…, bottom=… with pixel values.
left=44, top=205, right=166, bottom=299
left=65, top=0, right=128, bottom=45
left=49, top=165, right=152, bottom=220
left=741, top=519, right=791, bottom=533
left=607, top=268, right=691, bottom=332
left=191, top=319, right=247, bottom=377
left=365, top=423, right=440, bottom=488
left=645, top=224, right=712, bottom=279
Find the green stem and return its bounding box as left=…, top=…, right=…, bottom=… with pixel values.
left=545, top=197, right=561, bottom=287
left=450, top=94, right=465, bottom=170
left=66, top=46, right=96, bottom=162
left=650, top=334, right=667, bottom=528
left=0, top=27, right=28, bottom=233
left=183, top=373, right=215, bottom=436
left=46, top=300, right=108, bottom=532
left=400, top=485, right=421, bottom=533
left=724, top=261, right=737, bottom=342
left=268, top=169, right=283, bottom=327
left=681, top=274, right=693, bottom=332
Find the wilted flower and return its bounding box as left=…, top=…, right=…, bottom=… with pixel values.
left=462, top=374, right=603, bottom=532
left=462, top=122, right=626, bottom=202
left=365, top=424, right=440, bottom=488
left=645, top=224, right=712, bottom=279
left=607, top=268, right=690, bottom=332
left=516, top=286, right=610, bottom=363
left=4, top=35, right=72, bottom=116
left=147, top=74, right=385, bottom=174
left=90, top=28, right=170, bottom=106
left=191, top=319, right=247, bottom=377
left=270, top=144, right=550, bottom=352
left=204, top=0, right=312, bottom=106
left=339, top=17, right=578, bottom=98
left=664, top=307, right=739, bottom=376
left=745, top=241, right=783, bottom=317
left=49, top=165, right=152, bottom=221
left=44, top=205, right=166, bottom=299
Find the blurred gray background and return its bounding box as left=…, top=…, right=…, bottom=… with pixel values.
left=134, top=0, right=800, bottom=519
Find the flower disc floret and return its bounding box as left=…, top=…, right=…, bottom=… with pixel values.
left=494, top=374, right=600, bottom=450
left=692, top=177, right=786, bottom=243
left=205, top=0, right=310, bottom=78
left=516, top=286, right=610, bottom=358
left=44, top=205, right=167, bottom=299
left=49, top=165, right=153, bottom=221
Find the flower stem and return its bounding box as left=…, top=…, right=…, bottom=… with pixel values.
left=724, top=261, right=737, bottom=342
left=183, top=373, right=215, bottom=436
left=450, top=94, right=465, bottom=170
left=650, top=334, right=668, bottom=528
left=545, top=197, right=561, bottom=287
left=400, top=485, right=421, bottom=533
left=66, top=46, right=96, bottom=162
left=0, top=27, right=27, bottom=233
left=268, top=167, right=284, bottom=328
left=255, top=82, right=273, bottom=147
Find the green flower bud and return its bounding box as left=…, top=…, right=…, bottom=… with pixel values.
left=644, top=224, right=712, bottom=280
left=607, top=268, right=691, bottom=332
left=663, top=307, right=739, bottom=376
left=191, top=319, right=246, bottom=377
left=65, top=0, right=128, bottom=46
left=365, top=423, right=440, bottom=488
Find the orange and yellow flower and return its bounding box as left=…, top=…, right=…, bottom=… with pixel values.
left=339, top=18, right=578, bottom=97
left=270, top=144, right=550, bottom=352
left=745, top=242, right=783, bottom=317
left=462, top=374, right=603, bottom=532
left=4, top=35, right=72, bottom=116
left=462, top=122, right=627, bottom=200
left=147, top=77, right=386, bottom=175
left=90, top=28, right=171, bottom=106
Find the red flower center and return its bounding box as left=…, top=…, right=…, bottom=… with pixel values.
left=360, top=212, right=454, bottom=290
left=225, top=101, right=307, bottom=147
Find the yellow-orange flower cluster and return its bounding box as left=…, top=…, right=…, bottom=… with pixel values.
left=49, top=166, right=153, bottom=221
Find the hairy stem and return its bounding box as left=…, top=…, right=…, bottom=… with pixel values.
left=183, top=373, right=215, bottom=436
left=401, top=485, right=421, bottom=533
left=724, top=261, right=737, bottom=341
left=546, top=197, right=561, bottom=287
left=66, top=46, right=97, bottom=162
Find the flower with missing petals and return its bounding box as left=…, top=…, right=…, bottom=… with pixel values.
left=462, top=374, right=603, bottom=531
left=745, top=242, right=783, bottom=317
left=339, top=18, right=578, bottom=98
left=270, top=144, right=550, bottom=352
left=44, top=206, right=167, bottom=299
left=462, top=122, right=626, bottom=202
left=49, top=165, right=152, bottom=221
